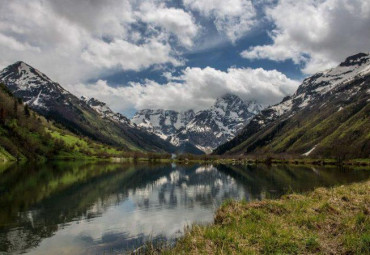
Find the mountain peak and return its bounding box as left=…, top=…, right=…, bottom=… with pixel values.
left=214, top=93, right=244, bottom=110
left=86, top=97, right=107, bottom=107
left=217, top=93, right=242, bottom=103
left=339, top=52, right=370, bottom=67
left=13, top=60, right=28, bottom=66
left=8, top=60, right=38, bottom=74
left=132, top=93, right=264, bottom=153
left=297, top=52, right=370, bottom=98
left=0, top=61, right=53, bottom=87
left=214, top=52, right=370, bottom=156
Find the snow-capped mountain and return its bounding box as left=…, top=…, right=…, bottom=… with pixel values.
left=215, top=53, right=370, bottom=157
left=0, top=61, right=182, bottom=153
left=132, top=109, right=195, bottom=140
left=242, top=53, right=370, bottom=131
left=81, top=96, right=132, bottom=127
left=0, top=61, right=73, bottom=112
left=0, top=62, right=131, bottom=129
left=132, top=94, right=264, bottom=153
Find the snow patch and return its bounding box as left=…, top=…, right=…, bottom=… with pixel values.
left=303, top=145, right=317, bottom=156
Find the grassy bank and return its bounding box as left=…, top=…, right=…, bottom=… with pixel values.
left=148, top=180, right=370, bottom=254
left=0, top=145, right=15, bottom=162
left=169, top=155, right=370, bottom=167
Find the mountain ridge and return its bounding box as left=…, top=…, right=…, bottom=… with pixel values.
left=214, top=53, right=370, bottom=158
left=132, top=94, right=264, bottom=153
left=0, top=61, right=182, bottom=153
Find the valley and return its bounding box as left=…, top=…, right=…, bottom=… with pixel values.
left=1, top=1, right=369, bottom=255
left=0, top=53, right=369, bottom=162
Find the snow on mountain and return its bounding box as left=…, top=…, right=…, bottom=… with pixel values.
left=132, top=109, right=195, bottom=140
left=0, top=61, right=185, bottom=153
left=214, top=52, right=370, bottom=155
left=253, top=53, right=370, bottom=128
left=81, top=97, right=133, bottom=126
left=0, top=61, right=71, bottom=111
left=1, top=61, right=54, bottom=90
left=132, top=94, right=264, bottom=153
left=0, top=61, right=134, bottom=127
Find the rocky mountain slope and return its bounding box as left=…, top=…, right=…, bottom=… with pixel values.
left=214, top=53, right=370, bottom=158
left=81, top=96, right=132, bottom=126
left=132, top=94, right=263, bottom=153
left=0, top=83, right=125, bottom=161
left=0, top=61, right=179, bottom=153
left=132, top=109, right=195, bottom=140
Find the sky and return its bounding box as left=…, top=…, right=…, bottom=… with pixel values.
left=0, top=0, right=369, bottom=117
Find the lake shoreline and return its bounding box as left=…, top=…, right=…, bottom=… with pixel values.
left=1, top=161, right=369, bottom=254
left=2, top=155, right=370, bottom=168
left=145, top=179, right=370, bottom=254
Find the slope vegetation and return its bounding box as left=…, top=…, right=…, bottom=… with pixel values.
left=0, top=83, right=123, bottom=161
left=215, top=53, right=370, bottom=159
left=0, top=62, right=177, bottom=153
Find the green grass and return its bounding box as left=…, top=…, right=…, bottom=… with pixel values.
left=48, top=129, right=89, bottom=147
left=46, top=128, right=124, bottom=159
left=0, top=145, right=15, bottom=162
left=222, top=97, right=369, bottom=159
left=0, top=84, right=134, bottom=161
left=154, top=180, right=370, bottom=254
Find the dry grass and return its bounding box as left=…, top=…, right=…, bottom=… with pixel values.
left=138, top=180, right=370, bottom=254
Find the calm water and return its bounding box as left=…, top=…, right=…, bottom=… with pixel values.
left=0, top=162, right=369, bottom=254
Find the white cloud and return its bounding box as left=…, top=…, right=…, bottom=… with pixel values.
left=46, top=0, right=135, bottom=39
left=183, top=0, right=256, bottom=42
left=0, top=33, right=40, bottom=52
left=0, top=0, right=194, bottom=84
left=0, top=0, right=94, bottom=83
left=241, top=0, right=370, bottom=74
left=3, top=0, right=366, bottom=117
left=81, top=38, right=182, bottom=71
left=138, top=3, right=199, bottom=48
left=68, top=67, right=299, bottom=114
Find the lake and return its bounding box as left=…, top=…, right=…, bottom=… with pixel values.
left=0, top=161, right=369, bottom=254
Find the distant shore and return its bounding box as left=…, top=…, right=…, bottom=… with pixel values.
left=1, top=152, right=370, bottom=168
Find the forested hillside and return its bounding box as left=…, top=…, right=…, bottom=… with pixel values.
left=0, top=62, right=179, bottom=154
left=0, top=83, right=126, bottom=161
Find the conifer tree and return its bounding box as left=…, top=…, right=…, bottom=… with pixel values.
left=13, top=99, right=18, bottom=118
left=0, top=107, right=5, bottom=123
left=24, top=104, right=30, bottom=117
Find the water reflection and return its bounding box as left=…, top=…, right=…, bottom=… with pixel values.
left=0, top=162, right=369, bottom=254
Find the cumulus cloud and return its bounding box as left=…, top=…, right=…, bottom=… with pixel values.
left=241, top=0, right=370, bottom=74
left=81, top=38, right=182, bottom=70
left=47, top=0, right=135, bottom=38
left=67, top=67, right=299, bottom=114
left=2, top=0, right=365, bottom=116
left=138, top=3, right=199, bottom=48
left=183, top=0, right=256, bottom=42
left=0, top=0, right=198, bottom=84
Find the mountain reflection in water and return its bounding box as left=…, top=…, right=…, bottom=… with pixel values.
left=0, top=162, right=369, bottom=254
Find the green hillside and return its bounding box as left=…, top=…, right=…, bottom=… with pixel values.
left=224, top=91, right=369, bottom=159
left=0, top=83, right=124, bottom=161
left=0, top=61, right=179, bottom=154
left=215, top=55, right=370, bottom=159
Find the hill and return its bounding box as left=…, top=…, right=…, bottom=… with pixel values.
left=214, top=53, right=370, bottom=159
left=0, top=61, right=181, bottom=153
left=0, top=83, right=129, bottom=161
